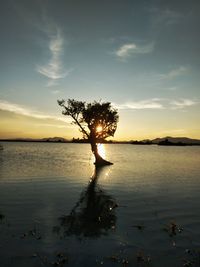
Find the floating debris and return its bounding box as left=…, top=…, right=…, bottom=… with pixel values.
left=31, top=252, right=48, bottom=266
left=107, top=254, right=129, bottom=265
left=122, top=258, right=129, bottom=266
left=136, top=251, right=151, bottom=263
left=132, top=224, right=145, bottom=231
left=0, top=213, right=5, bottom=221
left=182, top=249, right=200, bottom=266
left=182, top=259, right=194, bottom=267
left=52, top=252, right=68, bottom=266
left=20, top=233, right=27, bottom=239
left=20, top=226, right=42, bottom=240
left=163, top=221, right=183, bottom=236
left=172, top=240, right=176, bottom=247
left=108, top=255, right=119, bottom=262
left=185, top=249, right=192, bottom=255
left=137, top=251, right=145, bottom=262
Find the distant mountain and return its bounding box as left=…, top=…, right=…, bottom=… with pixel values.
left=41, top=137, right=68, bottom=142
left=0, top=137, right=69, bottom=143
left=1, top=136, right=200, bottom=145
left=151, top=136, right=200, bottom=145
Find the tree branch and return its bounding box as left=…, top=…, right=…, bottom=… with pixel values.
left=71, top=115, right=90, bottom=139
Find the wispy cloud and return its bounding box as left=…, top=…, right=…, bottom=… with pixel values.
left=51, top=90, right=60, bottom=94
left=115, top=42, right=154, bottom=60
left=170, top=99, right=197, bottom=109
left=159, top=66, right=188, bottom=80
left=0, top=99, right=70, bottom=123
left=36, top=28, right=73, bottom=86
left=166, top=86, right=178, bottom=91
left=150, top=8, right=183, bottom=27
left=114, top=98, right=164, bottom=110
left=116, top=43, right=136, bottom=58
left=114, top=98, right=198, bottom=110
left=36, top=123, right=67, bottom=129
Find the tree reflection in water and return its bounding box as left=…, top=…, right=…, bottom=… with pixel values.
left=59, top=166, right=118, bottom=238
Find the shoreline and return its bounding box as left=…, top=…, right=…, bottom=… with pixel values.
left=1, top=139, right=200, bottom=146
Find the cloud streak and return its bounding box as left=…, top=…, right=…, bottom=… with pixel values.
left=114, top=98, right=198, bottom=110
left=0, top=99, right=71, bottom=123
left=150, top=7, right=183, bottom=27
left=36, top=28, right=73, bottom=86
left=159, top=66, right=188, bottom=80
left=114, top=98, right=163, bottom=110
left=115, top=42, right=154, bottom=60
left=170, top=99, right=197, bottom=109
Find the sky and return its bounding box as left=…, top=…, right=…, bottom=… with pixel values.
left=0, top=0, right=200, bottom=140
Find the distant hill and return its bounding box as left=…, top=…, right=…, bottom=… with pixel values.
left=152, top=136, right=200, bottom=145
left=0, top=137, right=69, bottom=143
left=41, top=137, right=68, bottom=142
left=1, top=136, right=200, bottom=145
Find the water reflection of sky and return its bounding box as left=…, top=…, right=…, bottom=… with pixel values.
left=97, top=143, right=106, bottom=159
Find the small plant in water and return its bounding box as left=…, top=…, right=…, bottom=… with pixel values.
left=163, top=221, right=183, bottom=236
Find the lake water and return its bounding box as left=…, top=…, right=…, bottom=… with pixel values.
left=0, top=142, right=200, bottom=267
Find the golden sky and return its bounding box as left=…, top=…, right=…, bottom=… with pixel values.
left=0, top=107, right=199, bottom=141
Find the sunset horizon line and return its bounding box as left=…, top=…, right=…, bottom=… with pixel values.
left=1, top=135, right=200, bottom=143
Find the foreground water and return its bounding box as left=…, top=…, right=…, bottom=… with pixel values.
left=0, top=142, right=200, bottom=267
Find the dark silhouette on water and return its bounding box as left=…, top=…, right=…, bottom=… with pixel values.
left=57, top=166, right=118, bottom=238
left=58, top=99, right=119, bottom=165
left=158, top=138, right=187, bottom=146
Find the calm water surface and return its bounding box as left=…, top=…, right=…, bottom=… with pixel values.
left=0, top=142, right=200, bottom=267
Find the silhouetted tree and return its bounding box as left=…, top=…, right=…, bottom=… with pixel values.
left=58, top=99, right=119, bottom=165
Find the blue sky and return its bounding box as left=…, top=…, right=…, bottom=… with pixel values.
left=0, top=0, right=200, bottom=140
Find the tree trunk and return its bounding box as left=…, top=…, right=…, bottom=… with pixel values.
left=90, top=139, right=113, bottom=166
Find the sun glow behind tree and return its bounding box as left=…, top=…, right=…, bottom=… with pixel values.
left=96, top=125, right=103, bottom=133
